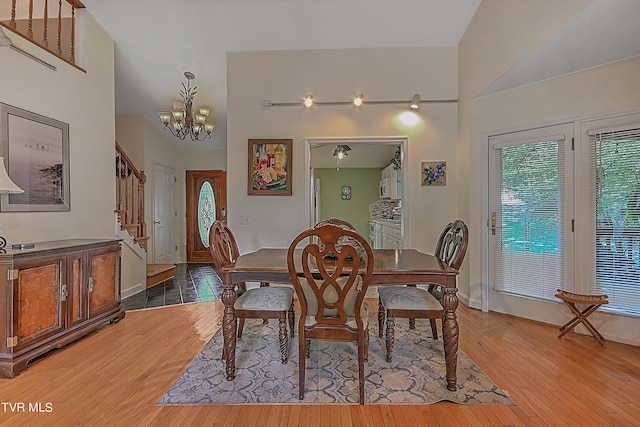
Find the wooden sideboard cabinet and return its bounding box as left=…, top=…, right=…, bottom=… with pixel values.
left=0, top=239, right=125, bottom=377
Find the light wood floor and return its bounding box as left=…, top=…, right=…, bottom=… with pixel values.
left=1, top=300, right=639, bottom=426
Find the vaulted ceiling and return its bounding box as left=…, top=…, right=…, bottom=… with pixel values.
left=83, top=0, right=640, bottom=153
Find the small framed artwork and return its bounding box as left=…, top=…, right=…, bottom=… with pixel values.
left=248, top=139, right=292, bottom=196
left=421, top=161, right=446, bottom=186
left=0, top=103, right=70, bottom=211
left=341, top=185, right=351, bottom=200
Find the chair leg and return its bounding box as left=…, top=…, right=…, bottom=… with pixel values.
left=378, top=299, right=385, bottom=337
left=559, top=302, right=606, bottom=347
left=409, top=318, right=416, bottom=329
left=298, top=334, right=306, bottom=401
left=358, top=331, right=366, bottom=405
left=288, top=302, right=295, bottom=337
left=364, top=327, right=369, bottom=362
left=237, top=318, right=246, bottom=338
left=430, top=318, right=438, bottom=339
left=385, top=317, right=395, bottom=363
left=260, top=282, right=269, bottom=324
left=278, top=318, right=289, bottom=364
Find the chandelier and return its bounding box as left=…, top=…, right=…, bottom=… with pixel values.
left=158, top=71, right=215, bottom=142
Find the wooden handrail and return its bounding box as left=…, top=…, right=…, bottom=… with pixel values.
left=0, top=0, right=86, bottom=71
left=115, top=142, right=148, bottom=250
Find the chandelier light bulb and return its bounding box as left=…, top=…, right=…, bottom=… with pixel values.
left=353, top=94, right=364, bottom=107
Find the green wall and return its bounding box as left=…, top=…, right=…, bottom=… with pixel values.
left=315, top=168, right=382, bottom=242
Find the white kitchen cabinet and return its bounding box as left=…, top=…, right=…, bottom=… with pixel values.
left=381, top=221, right=402, bottom=249
left=381, top=164, right=399, bottom=199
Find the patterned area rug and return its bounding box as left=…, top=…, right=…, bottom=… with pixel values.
left=159, top=318, right=514, bottom=405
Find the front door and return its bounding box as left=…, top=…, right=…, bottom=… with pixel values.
left=186, top=170, right=227, bottom=262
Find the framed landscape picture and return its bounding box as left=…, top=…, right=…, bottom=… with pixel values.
left=248, top=139, right=292, bottom=196
left=0, top=103, right=70, bottom=211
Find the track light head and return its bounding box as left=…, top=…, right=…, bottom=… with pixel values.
left=410, top=94, right=420, bottom=109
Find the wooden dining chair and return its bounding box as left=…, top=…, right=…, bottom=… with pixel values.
left=287, top=223, right=374, bottom=404
left=377, top=219, right=468, bottom=362
left=314, top=218, right=356, bottom=229
left=209, top=220, right=295, bottom=364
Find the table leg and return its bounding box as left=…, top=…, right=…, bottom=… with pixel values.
left=221, top=276, right=237, bottom=380
left=441, top=285, right=459, bottom=391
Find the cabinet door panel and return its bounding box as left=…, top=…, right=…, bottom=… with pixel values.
left=68, top=254, right=87, bottom=328
left=14, top=262, right=64, bottom=351
left=88, top=252, right=118, bottom=317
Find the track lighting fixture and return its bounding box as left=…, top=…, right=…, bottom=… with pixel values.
left=261, top=93, right=456, bottom=110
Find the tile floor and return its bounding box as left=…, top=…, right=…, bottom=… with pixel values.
left=121, top=263, right=223, bottom=311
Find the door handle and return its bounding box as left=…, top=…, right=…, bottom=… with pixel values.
left=154, top=220, right=160, bottom=224
left=490, top=212, right=497, bottom=235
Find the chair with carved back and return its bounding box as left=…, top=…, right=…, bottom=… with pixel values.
left=377, top=219, right=468, bottom=362
left=287, top=223, right=374, bottom=404
left=209, top=220, right=295, bottom=364
left=314, top=218, right=356, bottom=230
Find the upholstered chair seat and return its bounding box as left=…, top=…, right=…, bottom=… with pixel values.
left=377, top=286, right=443, bottom=311
left=235, top=286, right=295, bottom=311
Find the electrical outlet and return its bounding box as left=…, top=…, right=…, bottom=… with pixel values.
left=240, top=216, right=250, bottom=225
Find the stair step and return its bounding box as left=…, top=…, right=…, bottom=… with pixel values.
left=146, top=264, right=175, bottom=289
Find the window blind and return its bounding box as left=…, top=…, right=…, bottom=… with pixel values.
left=492, top=135, right=566, bottom=301
left=589, top=126, right=640, bottom=315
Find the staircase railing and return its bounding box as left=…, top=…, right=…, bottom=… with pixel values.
left=0, top=0, right=85, bottom=70
left=115, top=142, right=148, bottom=250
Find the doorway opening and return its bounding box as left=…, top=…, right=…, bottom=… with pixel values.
left=304, top=137, right=408, bottom=244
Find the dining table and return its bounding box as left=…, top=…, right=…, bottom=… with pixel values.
left=219, top=247, right=461, bottom=391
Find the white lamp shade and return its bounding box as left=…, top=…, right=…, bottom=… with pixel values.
left=0, top=157, right=23, bottom=194
left=194, top=113, right=207, bottom=125
left=158, top=112, right=172, bottom=124
left=172, top=99, right=185, bottom=110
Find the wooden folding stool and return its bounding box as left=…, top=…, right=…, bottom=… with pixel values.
left=555, top=289, right=608, bottom=347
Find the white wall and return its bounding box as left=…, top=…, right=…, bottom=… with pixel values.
left=227, top=47, right=459, bottom=254
left=460, top=0, right=640, bottom=344
left=0, top=15, right=116, bottom=244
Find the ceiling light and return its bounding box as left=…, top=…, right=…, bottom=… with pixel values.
left=304, top=95, right=313, bottom=108
left=410, top=94, right=420, bottom=109
left=158, top=71, right=215, bottom=142
left=333, top=145, right=351, bottom=159
left=353, top=94, right=364, bottom=107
